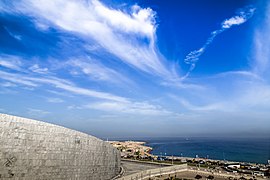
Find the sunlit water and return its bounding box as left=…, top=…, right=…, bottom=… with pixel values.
left=144, top=137, right=270, bottom=164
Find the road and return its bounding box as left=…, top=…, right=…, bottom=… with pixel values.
left=121, top=159, right=168, bottom=176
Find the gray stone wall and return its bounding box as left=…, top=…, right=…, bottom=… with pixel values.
left=0, top=113, right=120, bottom=180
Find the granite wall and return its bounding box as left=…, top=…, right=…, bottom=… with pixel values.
left=0, top=113, right=120, bottom=180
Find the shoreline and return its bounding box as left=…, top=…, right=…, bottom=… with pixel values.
left=144, top=142, right=270, bottom=165
left=109, top=141, right=267, bottom=165
left=150, top=154, right=263, bottom=166
left=110, top=140, right=268, bottom=165
left=110, top=140, right=270, bottom=177
left=120, top=159, right=268, bottom=180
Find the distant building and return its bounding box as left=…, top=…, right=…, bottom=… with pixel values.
left=228, top=164, right=241, bottom=169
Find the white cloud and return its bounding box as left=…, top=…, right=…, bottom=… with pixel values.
left=161, top=80, right=205, bottom=90
left=27, top=108, right=51, bottom=117
left=0, top=70, right=38, bottom=87
left=0, top=55, right=23, bottom=71
left=67, top=58, right=132, bottom=85
left=179, top=4, right=270, bottom=117
left=7, top=0, right=174, bottom=79
left=184, top=6, right=255, bottom=78
left=222, top=7, right=256, bottom=29
left=67, top=105, right=77, bottom=110
left=1, top=82, right=17, bottom=87
left=0, top=70, right=128, bottom=102
left=33, top=19, right=50, bottom=31
left=222, top=16, right=246, bottom=28
left=84, top=100, right=173, bottom=116
left=213, top=70, right=263, bottom=80
left=174, top=70, right=270, bottom=114
left=46, top=90, right=74, bottom=98
left=29, top=64, right=49, bottom=74
left=47, top=98, right=64, bottom=103
left=4, top=26, right=22, bottom=41
left=93, top=1, right=156, bottom=38
left=27, top=76, right=129, bottom=102
left=0, top=68, right=177, bottom=116
left=0, top=56, right=49, bottom=75
left=177, top=98, right=224, bottom=112
left=253, top=3, right=270, bottom=76
left=238, top=84, right=270, bottom=108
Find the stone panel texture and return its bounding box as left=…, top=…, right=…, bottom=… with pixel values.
left=0, top=113, right=120, bottom=180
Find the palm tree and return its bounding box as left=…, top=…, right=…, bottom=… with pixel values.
left=195, top=174, right=202, bottom=179
left=207, top=175, right=214, bottom=179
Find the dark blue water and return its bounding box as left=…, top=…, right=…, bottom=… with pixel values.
left=143, top=137, right=270, bottom=164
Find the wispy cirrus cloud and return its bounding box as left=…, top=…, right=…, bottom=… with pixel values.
left=29, top=64, right=49, bottom=74
left=46, top=97, right=64, bottom=103
left=184, top=6, right=256, bottom=79
left=0, top=68, right=177, bottom=116
left=29, top=77, right=129, bottom=102
left=67, top=58, right=133, bottom=85
left=27, top=108, right=51, bottom=118
left=0, top=70, right=127, bottom=102
left=0, top=55, right=23, bottom=71
left=1, top=82, right=17, bottom=88
left=4, top=26, right=22, bottom=41
left=172, top=70, right=270, bottom=114
left=2, top=0, right=176, bottom=80
left=0, top=71, right=38, bottom=87
left=83, top=100, right=174, bottom=116
left=212, top=70, right=263, bottom=81
left=171, top=96, right=223, bottom=112
left=0, top=70, right=174, bottom=115
left=253, top=3, right=270, bottom=77
left=0, top=56, right=49, bottom=75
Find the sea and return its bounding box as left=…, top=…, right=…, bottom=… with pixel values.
left=112, top=137, right=270, bottom=164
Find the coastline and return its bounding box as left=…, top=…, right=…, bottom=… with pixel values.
left=109, top=140, right=268, bottom=165
left=110, top=140, right=270, bottom=177
left=143, top=137, right=269, bottom=165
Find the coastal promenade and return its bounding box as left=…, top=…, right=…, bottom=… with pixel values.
left=117, top=162, right=187, bottom=180
left=111, top=141, right=269, bottom=179
left=117, top=160, right=267, bottom=180
left=120, top=159, right=168, bottom=176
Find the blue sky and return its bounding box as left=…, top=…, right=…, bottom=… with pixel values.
left=0, top=0, right=269, bottom=138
